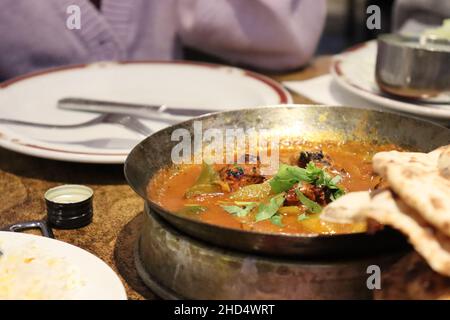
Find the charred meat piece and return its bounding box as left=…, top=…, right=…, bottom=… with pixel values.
left=284, top=183, right=333, bottom=206
left=219, top=164, right=265, bottom=191
left=297, top=150, right=330, bottom=168
left=284, top=184, right=300, bottom=206
left=301, top=183, right=333, bottom=206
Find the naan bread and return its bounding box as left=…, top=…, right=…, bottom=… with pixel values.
left=366, top=190, right=450, bottom=277
left=438, top=146, right=450, bottom=179
left=322, top=145, right=450, bottom=277
left=320, top=191, right=370, bottom=224
left=373, top=145, right=450, bottom=237
left=384, top=163, right=450, bottom=236
left=321, top=190, right=450, bottom=276
left=372, top=150, right=439, bottom=179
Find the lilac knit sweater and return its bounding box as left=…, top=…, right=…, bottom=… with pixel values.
left=0, top=0, right=326, bottom=79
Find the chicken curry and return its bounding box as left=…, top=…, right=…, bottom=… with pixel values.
left=149, top=140, right=401, bottom=235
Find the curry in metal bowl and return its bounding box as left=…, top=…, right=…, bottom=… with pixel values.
left=149, top=140, right=401, bottom=236
left=125, top=106, right=450, bottom=256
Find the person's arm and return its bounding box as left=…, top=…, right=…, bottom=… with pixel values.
left=176, top=0, right=326, bottom=71
left=0, top=0, right=121, bottom=80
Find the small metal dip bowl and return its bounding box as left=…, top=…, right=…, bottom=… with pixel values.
left=376, top=34, right=450, bottom=101
left=45, top=184, right=94, bottom=229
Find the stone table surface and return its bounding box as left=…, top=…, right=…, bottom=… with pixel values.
left=0, top=57, right=332, bottom=300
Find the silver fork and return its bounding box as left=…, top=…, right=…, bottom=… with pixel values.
left=43, top=138, right=140, bottom=149
left=0, top=113, right=153, bottom=136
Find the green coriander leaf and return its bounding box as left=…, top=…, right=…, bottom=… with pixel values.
left=329, top=175, right=342, bottom=186
left=295, top=189, right=322, bottom=214
left=255, top=193, right=285, bottom=222
left=221, top=202, right=257, bottom=217
left=301, top=162, right=346, bottom=201
left=221, top=205, right=246, bottom=216
left=269, top=176, right=298, bottom=194
left=269, top=162, right=346, bottom=201
left=270, top=214, right=284, bottom=227
left=305, top=162, right=323, bottom=176
left=330, top=188, right=345, bottom=201
left=269, top=165, right=309, bottom=193
left=306, top=162, right=327, bottom=185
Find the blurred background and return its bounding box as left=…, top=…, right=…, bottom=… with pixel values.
left=317, top=0, right=394, bottom=54
left=186, top=0, right=396, bottom=65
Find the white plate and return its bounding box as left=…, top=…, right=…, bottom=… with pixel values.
left=0, top=61, right=292, bottom=163
left=0, top=231, right=127, bottom=300
left=331, top=41, right=450, bottom=121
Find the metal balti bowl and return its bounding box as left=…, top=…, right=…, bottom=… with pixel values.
left=124, top=105, right=450, bottom=257
left=134, top=206, right=403, bottom=299
left=376, top=34, right=450, bottom=100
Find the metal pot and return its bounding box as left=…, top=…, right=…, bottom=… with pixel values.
left=376, top=34, right=450, bottom=101
left=124, top=105, right=450, bottom=257
left=134, top=206, right=403, bottom=299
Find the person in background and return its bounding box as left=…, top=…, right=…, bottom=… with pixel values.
left=0, top=0, right=326, bottom=80
left=393, top=0, right=450, bottom=33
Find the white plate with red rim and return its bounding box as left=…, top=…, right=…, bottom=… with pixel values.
left=331, top=41, right=450, bottom=121
left=0, top=61, right=292, bottom=163
left=0, top=231, right=127, bottom=300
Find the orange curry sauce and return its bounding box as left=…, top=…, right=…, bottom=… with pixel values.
left=148, top=140, right=401, bottom=235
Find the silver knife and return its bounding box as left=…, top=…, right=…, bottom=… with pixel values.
left=58, top=98, right=217, bottom=119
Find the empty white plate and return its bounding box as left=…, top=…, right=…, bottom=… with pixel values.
left=0, top=61, right=292, bottom=163
left=0, top=231, right=127, bottom=300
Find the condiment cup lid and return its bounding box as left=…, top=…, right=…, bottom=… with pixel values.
left=45, top=184, right=93, bottom=204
